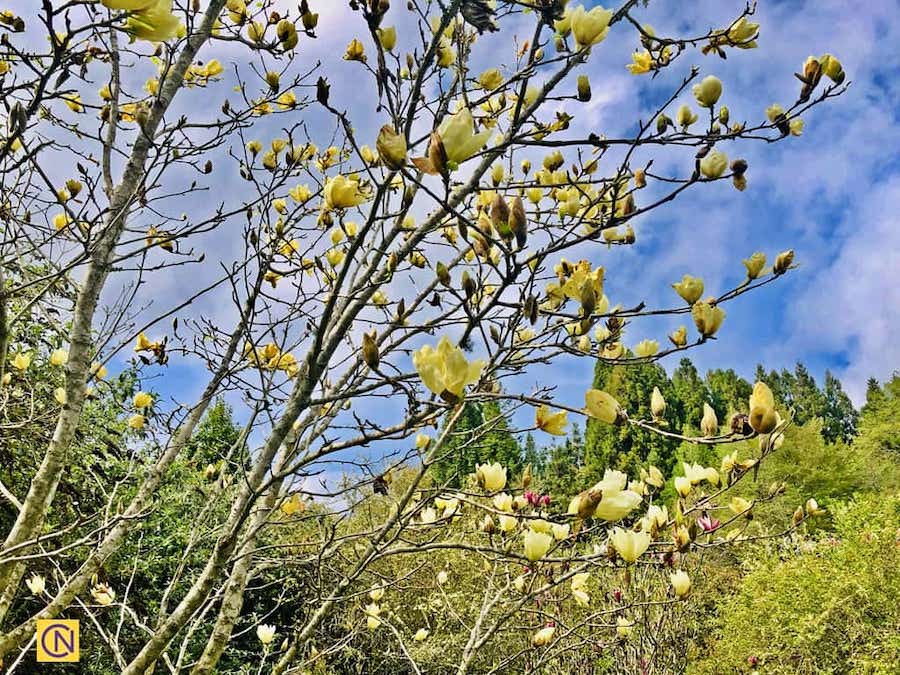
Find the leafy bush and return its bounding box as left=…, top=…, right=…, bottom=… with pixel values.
left=694, top=494, right=900, bottom=674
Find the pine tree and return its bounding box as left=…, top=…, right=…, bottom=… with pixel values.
left=431, top=401, right=522, bottom=487
left=583, top=357, right=681, bottom=482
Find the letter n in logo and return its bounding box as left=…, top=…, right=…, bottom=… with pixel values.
left=36, top=619, right=80, bottom=663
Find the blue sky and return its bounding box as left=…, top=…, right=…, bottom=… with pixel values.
left=28, top=0, right=896, bottom=450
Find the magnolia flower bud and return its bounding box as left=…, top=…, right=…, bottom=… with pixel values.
left=792, top=505, right=805, bottom=526
left=488, top=194, right=509, bottom=240
left=532, top=624, right=556, bottom=647
left=377, top=26, right=397, bottom=51
left=773, top=249, right=794, bottom=275
left=376, top=125, right=407, bottom=170
left=362, top=331, right=379, bottom=369
left=490, top=163, right=505, bottom=186
left=670, top=569, right=691, bottom=598
left=749, top=406, right=777, bottom=434
left=509, top=196, right=527, bottom=249
left=585, top=389, right=624, bottom=424
left=577, top=74, right=591, bottom=102
left=651, top=386, right=666, bottom=420
left=676, top=104, right=698, bottom=128
left=718, top=106, right=729, bottom=124
left=819, top=54, right=844, bottom=83
left=480, top=514, right=496, bottom=534
left=805, top=498, right=825, bottom=517
left=692, top=75, right=722, bottom=108
left=701, top=403, right=718, bottom=437
left=657, top=114, right=671, bottom=134
left=277, top=19, right=298, bottom=49
left=265, top=70, right=280, bottom=91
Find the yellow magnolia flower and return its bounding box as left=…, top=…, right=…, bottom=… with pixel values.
left=669, top=325, right=688, bottom=348
left=493, top=492, right=513, bottom=512
left=415, top=433, right=431, bottom=449
left=133, top=391, right=153, bottom=409
left=674, top=476, right=691, bottom=497
left=729, top=496, right=752, bottom=515
left=377, top=26, right=397, bottom=51
left=570, top=4, right=612, bottom=48
left=700, top=150, right=728, bottom=178
left=475, top=462, right=507, bottom=492
left=571, top=572, right=590, bottom=606
left=437, top=570, right=449, bottom=584
left=369, top=586, right=385, bottom=602
left=726, top=17, right=759, bottom=48
left=126, top=0, right=180, bottom=43
left=743, top=252, right=767, bottom=279
left=692, top=75, right=723, bottom=107
left=91, top=362, right=108, bottom=379
left=11, top=352, right=31, bottom=371
left=535, top=405, right=568, bottom=435
left=26, top=574, right=46, bottom=595
left=691, top=301, right=725, bottom=337
left=523, top=529, right=553, bottom=562
left=591, top=470, right=643, bottom=521
left=616, top=617, right=634, bottom=638
left=634, top=339, right=659, bottom=358
left=101, top=0, right=156, bottom=8
left=766, top=103, right=785, bottom=123
left=640, top=465, right=664, bottom=488
left=324, top=175, right=369, bottom=210
left=256, top=624, right=276, bottom=645
left=412, top=336, right=484, bottom=401
left=420, top=507, right=438, bottom=524
left=91, top=583, right=115, bottom=606
left=344, top=37, right=366, bottom=61
left=672, top=275, right=704, bottom=305
left=289, top=184, right=312, bottom=202
left=280, top=493, right=305, bottom=515
left=413, top=628, right=429, bottom=642
left=584, top=389, right=622, bottom=424
left=670, top=570, right=691, bottom=598
left=477, top=68, right=503, bottom=91
left=532, top=625, right=556, bottom=647
left=54, top=387, right=67, bottom=405
left=552, top=523, right=571, bottom=541
left=627, top=50, right=653, bottom=75
left=437, top=107, right=491, bottom=169
left=127, top=414, right=146, bottom=430
left=675, top=104, right=698, bottom=128
left=609, top=527, right=651, bottom=563
left=62, top=93, right=83, bottom=113
left=498, top=514, right=517, bottom=532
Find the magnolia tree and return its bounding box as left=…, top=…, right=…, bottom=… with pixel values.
left=0, top=0, right=846, bottom=672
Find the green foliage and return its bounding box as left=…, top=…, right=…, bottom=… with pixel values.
left=695, top=494, right=900, bottom=674
left=856, top=374, right=900, bottom=456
